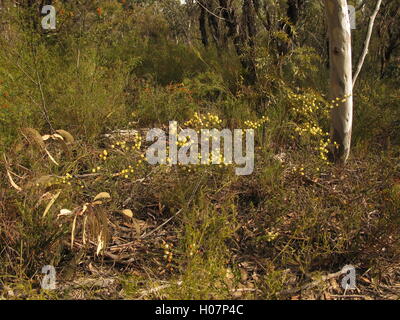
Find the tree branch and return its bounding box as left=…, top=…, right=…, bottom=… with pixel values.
left=352, top=0, right=382, bottom=87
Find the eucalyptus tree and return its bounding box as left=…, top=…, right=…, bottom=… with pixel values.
left=324, top=0, right=353, bottom=163
left=324, top=0, right=382, bottom=163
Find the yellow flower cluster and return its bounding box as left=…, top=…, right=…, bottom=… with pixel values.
left=110, top=134, right=142, bottom=153
left=58, top=173, right=73, bottom=185
left=289, top=91, right=333, bottom=164
left=289, top=92, right=323, bottom=117
left=244, top=115, right=269, bottom=129
left=330, top=94, right=352, bottom=108
left=177, top=135, right=192, bottom=147
left=99, top=149, right=108, bottom=161
left=294, top=123, right=326, bottom=137
left=111, top=140, right=127, bottom=150
left=177, top=113, right=234, bottom=170
left=184, top=112, right=222, bottom=129
left=316, top=138, right=330, bottom=161
left=161, top=241, right=174, bottom=263
left=180, top=164, right=197, bottom=172
left=118, top=165, right=135, bottom=179
left=188, top=243, right=197, bottom=257
left=293, top=166, right=305, bottom=176
left=265, top=229, right=279, bottom=242
left=176, top=150, right=232, bottom=170
left=132, top=132, right=142, bottom=150
left=55, top=172, right=85, bottom=189
left=209, top=150, right=231, bottom=166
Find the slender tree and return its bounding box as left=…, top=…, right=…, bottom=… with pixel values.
left=353, top=0, right=382, bottom=87
left=324, top=0, right=353, bottom=163
left=377, top=0, right=400, bottom=78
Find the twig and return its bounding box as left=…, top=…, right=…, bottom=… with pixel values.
left=280, top=268, right=349, bottom=296
left=195, top=1, right=226, bottom=21
left=35, top=69, right=54, bottom=132
left=140, top=175, right=204, bottom=239
left=330, top=294, right=368, bottom=299
left=140, top=209, right=182, bottom=239
left=137, top=281, right=183, bottom=299
left=301, top=175, right=349, bottom=205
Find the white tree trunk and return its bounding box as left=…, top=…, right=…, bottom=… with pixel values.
left=324, top=0, right=353, bottom=163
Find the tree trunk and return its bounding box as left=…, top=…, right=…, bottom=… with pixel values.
left=324, top=0, right=353, bottom=164
left=277, top=0, right=305, bottom=56
left=199, top=6, right=209, bottom=47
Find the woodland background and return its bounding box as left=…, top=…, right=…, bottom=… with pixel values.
left=0, top=0, right=399, bottom=299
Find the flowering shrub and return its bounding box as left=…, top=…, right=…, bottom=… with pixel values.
left=287, top=90, right=345, bottom=164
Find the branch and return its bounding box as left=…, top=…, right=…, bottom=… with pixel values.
left=352, top=0, right=382, bottom=87
left=196, top=0, right=226, bottom=21
left=355, top=0, right=365, bottom=11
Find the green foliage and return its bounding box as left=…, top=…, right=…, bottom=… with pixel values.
left=0, top=0, right=400, bottom=300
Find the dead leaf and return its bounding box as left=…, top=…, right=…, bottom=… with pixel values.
left=93, top=192, right=111, bottom=201
left=82, top=215, right=88, bottom=245
left=119, top=209, right=133, bottom=218
left=55, top=129, right=75, bottom=144
left=77, top=204, right=89, bottom=216
left=45, top=148, right=59, bottom=166
left=59, top=208, right=73, bottom=217
left=71, top=215, right=77, bottom=249
left=96, top=230, right=105, bottom=255
left=42, top=190, right=61, bottom=218
left=6, top=169, right=22, bottom=191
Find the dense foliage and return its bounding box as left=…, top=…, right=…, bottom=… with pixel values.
left=0, top=0, right=399, bottom=299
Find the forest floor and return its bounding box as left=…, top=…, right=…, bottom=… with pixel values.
left=1, top=129, right=399, bottom=300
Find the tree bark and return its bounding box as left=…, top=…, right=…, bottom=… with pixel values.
left=199, top=6, right=209, bottom=47
left=324, top=0, right=353, bottom=164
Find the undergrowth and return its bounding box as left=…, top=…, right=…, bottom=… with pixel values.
left=0, top=1, right=399, bottom=300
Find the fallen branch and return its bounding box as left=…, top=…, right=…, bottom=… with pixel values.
left=140, top=209, right=182, bottom=239
left=280, top=267, right=353, bottom=296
